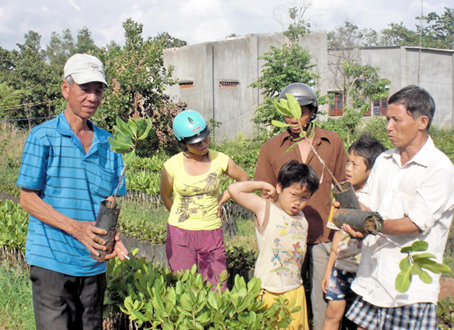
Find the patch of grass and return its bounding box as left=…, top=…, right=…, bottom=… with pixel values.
left=0, top=259, right=34, bottom=330
left=117, top=198, right=168, bottom=243
left=443, top=256, right=454, bottom=279
left=0, top=124, right=26, bottom=198
left=118, top=198, right=259, bottom=251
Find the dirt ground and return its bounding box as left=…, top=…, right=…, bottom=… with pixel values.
left=0, top=192, right=19, bottom=204
left=440, top=277, right=454, bottom=300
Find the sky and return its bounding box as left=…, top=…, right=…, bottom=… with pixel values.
left=0, top=0, right=451, bottom=51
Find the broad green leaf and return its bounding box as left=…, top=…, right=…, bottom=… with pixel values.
left=116, top=117, right=134, bottom=136
left=410, top=262, right=423, bottom=276
left=286, top=93, right=301, bottom=119
left=271, top=120, right=291, bottom=128
left=124, top=296, right=134, bottom=311
left=180, top=293, right=193, bottom=311
left=273, top=98, right=293, bottom=117
left=175, top=305, right=192, bottom=317
left=152, top=294, right=165, bottom=312
left=195, top=311, right=210, bottom=324
left=412, top=253, right=436, bottom=260
left=128, top=119, right=138, bottom=139
left=411, top=240, right=429, bottom=251
left=162, top=322, right=174, bottom=330
left=395, top=267, right=412, bottom=293
left=108, top=136, right=133, bottom=153
left=399, top=255, right=411, bottom=270
left=138, top=118, right=153, bottom=140
left=396, top=257, right=412, bottom=292
left=131, top=310, right=147, bottom=322
left=123, top=149, right=137, bottom=165
left=207, top=291, right=219, bottom=311
left=401, top=240, right=428, bottom=254
left=165, top=287, right=176, bottom=309
left=219, top=269, right=229, bottom=283
left=230, top=293, right=241, bottom=309
left=238, top=295, right=254, bottom=313
left=417, top=258, right=451, bottom=274
left=416, top=267, right=433, bottom=284
left=247, top=276, right=261, bottom=295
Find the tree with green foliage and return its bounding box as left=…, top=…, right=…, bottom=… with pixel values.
left=46, top=27, right=99, bottom=67
left=417, top=7, right=454, bottom=49
left=1, top=31, right=61, bottom=127
left=75, top=27, right=99, bottom=54
left=273, top=0, right=313, bottom=43
left=0, top=83, right=23, bottom=120
left=93, top=19, right=176, bottom=134
left=45, top=29, right=75, bottom=66
left=328, top=21, right=378, bottom=48
left=151, top=32, right=187, bottom=49
left=283, top=6, right=311, bottom=42
left=249, top=44, right=318, bottom=137
left=249, top=5, right=318, bottom=137
left=379, top=22, right=419, bottom=47
left=327, top=21, right=391, bottom=143
left=330, top=7, right=454, bottom=50
left=380, top=7, right=454, bottom=49
left=334, top=60, right=389, bottom=144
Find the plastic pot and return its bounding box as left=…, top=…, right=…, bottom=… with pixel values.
left=332, top=209, right=383, bottom=235
left=89, top=200, right=121, bottom=261
left=332, top=181, right=361, bottom=210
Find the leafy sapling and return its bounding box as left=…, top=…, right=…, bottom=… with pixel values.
left=395, top=240, right=451, bottom=293
left=272, top=93, right=344, bottom=193
left=90, top=117, right=152, bottom=261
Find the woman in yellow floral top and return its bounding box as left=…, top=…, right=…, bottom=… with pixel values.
left=160, top=110, right=248, bottom=290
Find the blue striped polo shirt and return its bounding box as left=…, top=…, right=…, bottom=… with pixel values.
left=16, top=112, right=126, bottom=276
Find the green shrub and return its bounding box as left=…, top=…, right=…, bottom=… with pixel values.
left=126, top=171, right=161, bottom=196
left=0, top=200, right=28, bottom=252
left=106, top=251, right=296, bottom=329
left=0, top=124, right=25, bottom=198
left=214, top=134, right=261, bottom=180
left=117, top=200, right=167, bottom=243
left=437, top=295, right=454, bottom=329
left=430, top=127, right=454, bottom=163
left=226, top=246, right=257, bottom=272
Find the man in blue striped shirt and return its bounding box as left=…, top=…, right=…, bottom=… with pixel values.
left=16, top=53, right=127, bottom=330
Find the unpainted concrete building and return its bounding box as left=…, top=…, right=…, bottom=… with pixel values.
left=163, top=32, right=454, bottom=141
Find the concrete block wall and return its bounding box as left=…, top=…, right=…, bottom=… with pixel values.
left=163, top=31, right=328, bottom=141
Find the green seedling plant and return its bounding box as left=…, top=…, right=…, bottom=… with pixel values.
left=89, top=117, right=153, bottom=261
left=272, top=93, right=343, bottom=191
left=395, top=240, right=451, bottom=293
left=271, top=93, right=452, bottom=293
left=108, top=117, right=153, bottom=203
left=107, top=251, right=298, bottom=330
left=0, top=200, right=28, bottom=252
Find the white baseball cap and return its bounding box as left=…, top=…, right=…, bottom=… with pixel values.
left=64, top=54, right=108, bottom=87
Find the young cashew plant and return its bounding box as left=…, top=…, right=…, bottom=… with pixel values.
left=108, top=117, right=153, bottom=204
left=90, top=117, right=152, bottom=262
left=272, top=92, right=342, bottom=190
left=395, top=240, right=451, bottom=293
